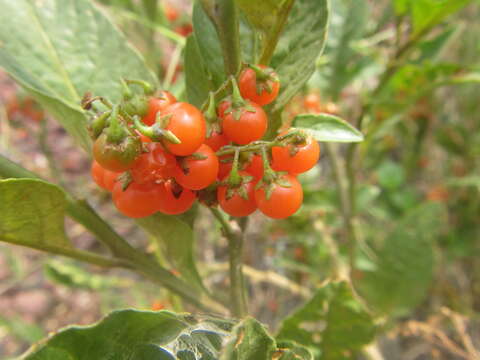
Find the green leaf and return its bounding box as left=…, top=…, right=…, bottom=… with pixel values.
left=411, top=0, right=471, bottom=35
left=277, top=281, right=376, bottom=360
left=192, top=3, right=226, bottom=88
left=23, top=310, right=234, bottom=360
left=326, top=0, right=369, bottom=99
left=396, top=0, right=471, bottom=35
left=0, top=178, right=122, bottom=268
left=354, top=203, right=447, bottom=316
left=271, top=0, right=330, bottom=112
left=184, top=35, right=215, bottom=108
left=0, top=0, right=157, bottom=151
left=137, top=213, right=206, bottom=294
left=0, top=179, right=71, bottom=251
left=220, top=317, right=276, bottom=360
left=236, top=0, right=289, bottom=33
left=292, top=114, right=364, bottom=143
left=236, top=0, right=295, bottom=65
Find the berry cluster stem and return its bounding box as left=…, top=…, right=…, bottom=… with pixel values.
left=216, top=129, right=303, bottom=157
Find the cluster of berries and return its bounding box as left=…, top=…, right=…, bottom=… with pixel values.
left=88, top=65, right=320, bottom=220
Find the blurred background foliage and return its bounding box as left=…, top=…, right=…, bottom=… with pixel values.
left=0, top=0, right=479, bottom=358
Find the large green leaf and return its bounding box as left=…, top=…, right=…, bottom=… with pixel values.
left=192, top=3, right=226, bottom=88
left=137, top=213, right=206, bottom=294
left=236, top=0, right=290, bottom=33
left=23, top=310, right=234, bottom=360
left=191, top=1, right=258, bottom=86
left=0, top=0, right=157, bottom=151
left=277, top=281, right=376, bottom=360
left=354, top=203, right=447, bottom=316
left=271, top=0, right=330, bottom=112
left=292, top=114, right=364, bottom=143
left=0, top=179, right=71, bottom=251
left=220, top=317, right=276, bottom=360
left=0, top=178, right=124, bottom=268
left=184, top=35, right=215, bottom=108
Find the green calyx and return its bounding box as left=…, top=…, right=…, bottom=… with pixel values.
left=204, top=92, right=219, bottom=124
left=247, top=64, right=278, bottom=95
left=255, top=145, right=283, bottom=201
left=122, top=95, right=149, bottom=118
left=223, top=76, right=256, bottom=121
left=105, top=106, right=129, bottom=144
left=132, top=115, right=181, bottom=145
left=95, top=132, right=142, bottom=169
left=89, top=110, right=112, bottom=139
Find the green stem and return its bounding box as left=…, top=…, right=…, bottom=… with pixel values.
left=216, top=130, right=299, bottom=157
left=342, top=25, right=436, bottom=276
left=201, top=0, right=241, bottom=76
left=210, top=208, right=248, bottom=317
left=2, top=241, right=129, bottom=269
left=259, top=0, right=295, bottom=65
left=325, top=144, right=355, bottom=275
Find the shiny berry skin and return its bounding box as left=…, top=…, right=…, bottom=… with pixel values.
left=131, top=143, right=177, bottom=184
left=217, top=173, right=257, bottom=217
left=174, top=144, right=219, bottom=190
left=239, top=66, right=280, bottom=106
left=220, top=100, right=268, bottom=145
left=162, top=102, right=206, bottom=156
left=93, top=133, right=142, bottom=172
left=157, top=181, right=196, bottom=215
left=272, top=133, right=320, bottom=174
left=205, top=131, right=229, bottom=152
left=142, top=91, right=177, bottom=126
left=91, top=161, right=120, bottom=192
left=244, top=155, right=264, bottom=180
left=254, top=175, right=303, bottom=219
left=112, top=182, right=161, bottom=218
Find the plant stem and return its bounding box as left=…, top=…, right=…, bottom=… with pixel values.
left=201, top=0, right=241, bottom=76
left=216, top=130, right=300, bottom=157
left=340, top=25, right=436, bottom=277
left=210, top=208, right=248, bottom=317
left=2, top=241, right=130, bottom=269
left=259, top=0, right=295, bottom=65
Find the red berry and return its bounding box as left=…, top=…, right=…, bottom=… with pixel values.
left=254, top=175, right=303, bottom=219
left=239, top=65, right=280, bottom=106
left=174, top=144, right=219, bottom=190
left=220, top=100, right=267, bottom=145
